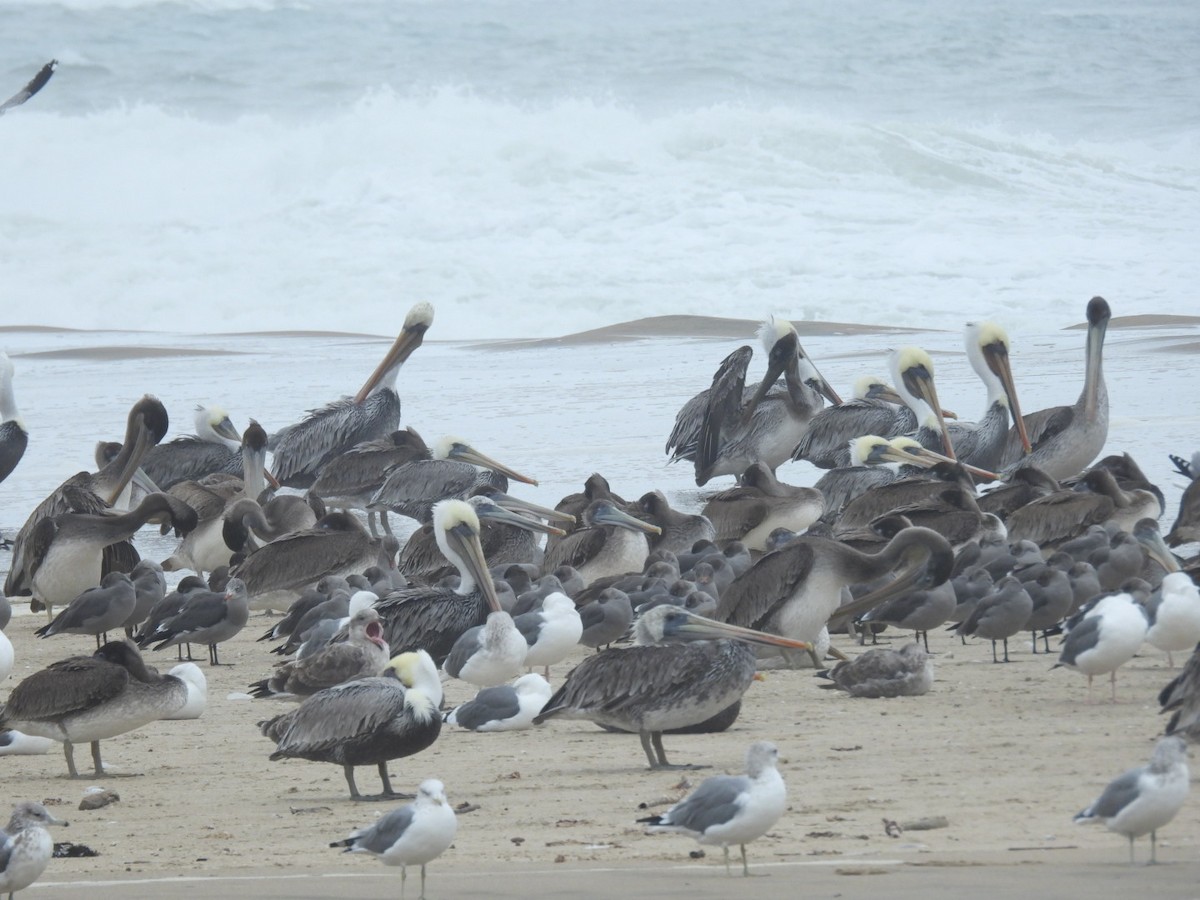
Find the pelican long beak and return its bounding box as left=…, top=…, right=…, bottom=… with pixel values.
left=106, top=423, right=155, bottom=505
left=214, top=415, right=241, bottom=443
left=130, top=466, right=161, bottom=496
left=676, top=614, right=813, bottom=651
left=592, top=503, right=662, bottom=536
left=1133, top=518, right=1181, bottom=573
left=488, top=491, right=576, bottom=525
left=450, top=444, right=538, bottom=487
left=981, top=340, right=1031, bottom=454
left=444, top=520, right=504, bottom=612
left=834, top=542, right=952, bottom=624
left=353, top=304, right=433, bottom=404
left=898, top=361, right=957, bottom=461
left=882, top=440, right=999, bottom=483
left=475, top=501, right=567, bottom=537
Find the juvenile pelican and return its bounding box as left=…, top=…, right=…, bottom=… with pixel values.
left=637, top=741, right=786, bottom=876
left=260, top=651, right=442, bottom=801
left=5, top=396, right=170, bottom=599
left=270, top=303, right=433, bottom=488
left=310, top=427, right=431, bottom=535
left=701, top=464, right=824, bottom=551
left=1001, top=296, right=1110, bottom=478
left=533, top=606, right=812, bottom=769
left=666, top=317, right=841, bottom=485
left=540, top=499, right=662, bottom=588
left=0, top=640, right=202, bottom=777
left=716, top=527, right=954, bottom=665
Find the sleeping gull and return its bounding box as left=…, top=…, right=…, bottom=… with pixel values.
left=637, top=740, right=786, bottom=875
left=445, top=673, right=552, bottom=732
left=1074, top=736, right=1189, bottom=864
left=816, top=642, right=933, bottom=698
left=0, top=802, right=68, bottom=899
left=330, top=778, right=457, bottom=899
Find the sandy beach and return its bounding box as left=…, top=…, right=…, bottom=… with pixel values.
left=2, top=312, right=1199, bottom=897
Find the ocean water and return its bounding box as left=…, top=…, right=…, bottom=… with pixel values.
left=1, top=1, right=1198, bottom=339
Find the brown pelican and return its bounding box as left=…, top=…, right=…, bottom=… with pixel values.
left=812, top=435, right=931, bottom=518
left=397, top=491, right=567, bottom=582
left=636, top=490, right=716, bottom=555
left=140, top=404, right=242, bottom=490
left=310, top=427, right=431, bottom=536
left=230, top=511, right=390, bottom=611
left=219, top=492, right=324, bottom=557
left=889, top=347, right=958, bottom=460
left=831, top=457, right=982, bottom=542
left=540, top=499, right=663, bottom=588
left=1073, top=736, right=1189, bottom=865
left=24, top=492, right=197, bottom=621
left=0, top=640, right=203, bottom=777
left=792, top=376, right=923, bottom=469
left=816, top=642, right=933, bottom=697
left=0, top=352, right=28, bottom=488
left=34, top=572, right=136, bottom=649
left=374, top=500, right=505, bottom=663
left=329, top=778, right=457, bottom=898
left=715, top=526, right=954, bottom=665
left=161, top=421, right=272, bottom=577
left=0, top=801, right=68, bottom=900
left=701, top=464, right=824, bottom=551
left=367, top=435, right=537, bottom=525
left=250, top=607, right=389, bottom=698
left=139, top=578, right=250, bottom=666
left=260, top=650, right=442, bottom=801
left=269, top=302, right=433, bottom=488
left=666, top=317, right=841, bottom=486
left=446, top=673, right=553, bottom=731
left=533, top=606, right=811, bottom=768
left=5, top=396, right=170, bottom=599
left=1006, top=467, right=1159, bottom=547
left=1001, top=296, right=1110, bottom=478
left=1166, top=453, right=1200, bottom=548
left=946, top=322, right=1031, bottom=470
left=636, top=740, right=786, bottom=876
left=1159, top=644, right=1200, bottom=740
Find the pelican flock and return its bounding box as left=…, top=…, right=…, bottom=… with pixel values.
left=2, top=293, right=1199, bottom=889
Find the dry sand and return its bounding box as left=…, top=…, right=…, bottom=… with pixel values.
left=3, top=616, right=1199, bottom=899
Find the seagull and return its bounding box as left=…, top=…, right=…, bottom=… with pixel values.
left=330, top=779, right=457, bottom=900
left=816, top=643, right=933, bottom=698
left=442, top=611, right=527, bottom=688
left=1074, top=736, right=1189, bottom=864
left=1055, top=586, right=1149, bottom=702
left=0, top=802, right=68, bottom=899
left=513, top=592, right=583, bottom=678
left=637, top=740, right=786, bottom=876
left=445, top=673, right=552, bottom=732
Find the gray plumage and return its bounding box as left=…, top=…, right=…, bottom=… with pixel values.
left=817, top=643, right=933, bottom=698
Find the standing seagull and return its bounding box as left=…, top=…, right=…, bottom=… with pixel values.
left=330, top=779, right=457, bottom=900
left=0, top=802, right=68, bottom=900
left=637, top=741, right=786, bottom=876
left=140, top=578, right=250, bottom=666
left=270, top=303, right=433, bottom=488
left=0, top=352, right=27, bottom=490
left=1002, top=296, right=1110, bottom=478
left=1074, top=736, right=1189, bottom=864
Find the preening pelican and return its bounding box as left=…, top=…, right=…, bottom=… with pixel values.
left=1001, top=296, right=1110, bottom=479
left=5, top=396, right=170, bottom=599
left=534, top=606, right=811, bottom=768
left=140, top=404, right=242, bottom=490
left=666, top=317, right=841, bottom=486
left=260, top=651, right=442, bottom=800
left=310, top=427, right=431, bottom=535
left=270, top=303, right=433, bottom=488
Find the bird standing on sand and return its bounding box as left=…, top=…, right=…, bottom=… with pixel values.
left=0, top=802, right=69, bottom=899
left=1074, top=736, right=1189, bottom=864
left=330, top=778, right=457, bottom=900
left=638, top=740, right=786, bottom=876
